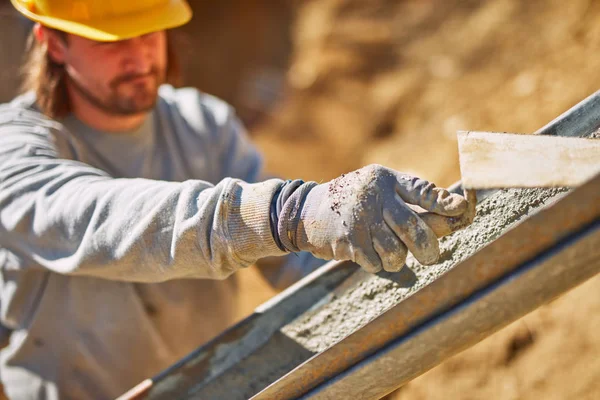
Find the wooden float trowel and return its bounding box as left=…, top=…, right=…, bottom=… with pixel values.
left=457, top=130, right=600, bottom=190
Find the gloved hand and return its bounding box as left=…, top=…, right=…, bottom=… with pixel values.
left=277, top=164, right=472, bottom=273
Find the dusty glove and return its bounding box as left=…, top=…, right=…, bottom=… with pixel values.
left=277, top=164, right=470, bottom=273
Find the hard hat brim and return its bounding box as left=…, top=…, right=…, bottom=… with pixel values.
left=11, top=0, right=192, bottom=42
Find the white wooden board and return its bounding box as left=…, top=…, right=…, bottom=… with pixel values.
left=457, top=131, right=600, bottom=189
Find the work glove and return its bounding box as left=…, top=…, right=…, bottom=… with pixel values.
left=277, top=164, right=473, bottom=273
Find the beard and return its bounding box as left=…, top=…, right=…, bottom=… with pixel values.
left=67, top=67, right=164, bottom=116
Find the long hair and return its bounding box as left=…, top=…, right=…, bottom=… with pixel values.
left=20, top=28, right=183, bottom=119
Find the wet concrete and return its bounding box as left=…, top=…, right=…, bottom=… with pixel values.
left=190, top=332, right=316, bottom=399
left=282, top=187, right=568, bottom=352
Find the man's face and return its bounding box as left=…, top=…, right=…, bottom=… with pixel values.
left=50, top=30, right=167, bottom=116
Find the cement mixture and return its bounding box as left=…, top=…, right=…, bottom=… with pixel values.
left=191, top=332, right=316, bottom=399
left=281, top=187, right=568, bottom=352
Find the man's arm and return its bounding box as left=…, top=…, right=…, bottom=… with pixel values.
left=1, top=93, right=472, bottom=284
left=213, top=123, right=329, bottom=289
left=175, top=89, right=469, bottom=289
left=0, top=106, right=287, bottom=282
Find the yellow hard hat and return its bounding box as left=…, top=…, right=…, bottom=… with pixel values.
left=11, top=0, right=192, bottom=42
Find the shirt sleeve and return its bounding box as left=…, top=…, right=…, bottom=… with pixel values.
left=0, top=106, right=287, bottom=283
left=203, top=98, right=329, bottom=289
left=171, top=87, right=328, bottom=289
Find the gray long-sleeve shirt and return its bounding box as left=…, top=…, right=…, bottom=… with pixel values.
left=0, top=85, right=323, bottom=399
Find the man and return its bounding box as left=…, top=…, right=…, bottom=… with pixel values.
left=0, top=1, right=471, bottom=398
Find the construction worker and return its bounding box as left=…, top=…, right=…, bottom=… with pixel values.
left=0, top=1, right=471, bottom=398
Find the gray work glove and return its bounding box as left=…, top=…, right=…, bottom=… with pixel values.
left=277, top=164, right=470, bottom=273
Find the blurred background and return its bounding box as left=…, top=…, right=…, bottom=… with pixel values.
left=1, top=0, right=599, bottom=398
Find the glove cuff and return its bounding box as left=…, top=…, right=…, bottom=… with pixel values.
left=270, top=179, right=306, bottom=251
left=277, top=181, right=319, bottom=252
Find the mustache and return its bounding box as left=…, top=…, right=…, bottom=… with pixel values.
left=110, top=67, right=160, bottom=88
